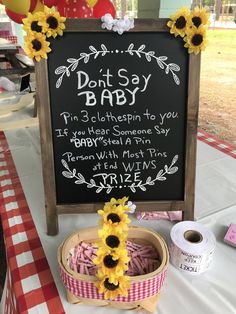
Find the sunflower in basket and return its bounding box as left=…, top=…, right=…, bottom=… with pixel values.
left=94, top=248, right=130, bottom=280
left=98, top=204, right=131, bottom=231
left=103, top=196, right=129, bottom=211
left=97, top=275, right=130, bottom=300
left=98, top=225, right=127, bottom=250
left=95, top=197, right=131, bottom=300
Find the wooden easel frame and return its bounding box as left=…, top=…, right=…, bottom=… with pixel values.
left=35, top=19, right=200, bottom=235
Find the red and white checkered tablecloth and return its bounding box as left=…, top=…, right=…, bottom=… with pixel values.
left=0, top=132, right=65, bottom=314
left=197, top=129, right=236, bottom=159
left=2, top=36, right=18, bottom=45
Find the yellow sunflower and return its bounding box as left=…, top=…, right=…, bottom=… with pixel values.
left=23, top=12, right=47, bottom=34
left=167, top=7, right=190, bottom=38
left=96, top=275, right=130, bottom=300
left=104, top=197, right=129, bottom=211
left=24, top=32, right=51, bottom=62
left=40, top=6, right=66, bottom=38
left=98, top=225, right=127, bottom=250
left=94, top=248, right=130, bottom=280
left=189, top=6, right=210, bottom=29
left=184, top=26, right=207, bottom=55
left=98, top=205, right=130, bottom=231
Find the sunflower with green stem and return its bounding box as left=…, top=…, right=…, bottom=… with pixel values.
left=96, top=275, right=130, bottom=300
left=189, top=6, right=210, bottom=29
left=40, top=6, right=66, bottom=38
left=167, top=7, right=190, bottom=37
left=24, top=32, right=51, bottom=62
left=184, top=26, right=207, bottom=55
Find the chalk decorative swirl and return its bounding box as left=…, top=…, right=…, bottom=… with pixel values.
left=54, top=44, right=181, bottom=88
left=61, top=155, right=179, bottom=194
left=126, top=44, right=180, bottom=85
left=55, top=44, right=109, bottom=88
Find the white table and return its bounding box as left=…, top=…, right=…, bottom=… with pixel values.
left=0, top=109, right=236, bottom=313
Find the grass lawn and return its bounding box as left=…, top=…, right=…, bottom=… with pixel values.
left=199, top=29, right=236, bottom=144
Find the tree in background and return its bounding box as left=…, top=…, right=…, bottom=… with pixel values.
left=214, top=0, right=222, bottom=20
left=202, top=0, right=215, bottom=5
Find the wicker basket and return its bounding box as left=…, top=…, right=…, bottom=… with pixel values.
left=58, top=226, right=169, bottom=313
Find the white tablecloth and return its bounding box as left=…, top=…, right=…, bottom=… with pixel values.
left=1, top=103, right=236, bottom=313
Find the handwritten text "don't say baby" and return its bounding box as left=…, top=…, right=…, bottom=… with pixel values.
left=77, top=68, right=151, bottom=106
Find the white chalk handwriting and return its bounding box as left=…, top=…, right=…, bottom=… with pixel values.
left=55, top=44, right=181, bottom=88
left=61, top=155, right=179, bottom=193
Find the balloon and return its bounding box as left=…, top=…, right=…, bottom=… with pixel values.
left=61, top=0, right=93, bottom=18
left=86, top=0, right=98, bottom=7
left=32, top=0, right=44, bottom=13
left=76, top=0, right=93, bottom=18
left=3, top=0, right=31, bottom=15
left=29, top=0, right=38, bottom=12
left=5, top=8, right=26, bottom=24
left=43, top=0, right=60, bottom=8
left=93, top=0, right=116, bottom=18
left=57, top=0, right=67, bottom=16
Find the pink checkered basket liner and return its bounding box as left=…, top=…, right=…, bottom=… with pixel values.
left=58, top=226, right=169, bottom=312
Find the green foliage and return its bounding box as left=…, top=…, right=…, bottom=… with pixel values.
left=202, top=0, right=215, bottom=6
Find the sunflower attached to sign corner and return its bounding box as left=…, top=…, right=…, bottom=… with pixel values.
left=24, top=32, right=51, bottom=62
left=167, top=6, right=209, bottom=55
left=23, top=6, right=66, bottom=62
left=184, top=26, right=207, bottom=55
left=23, top=12, right=47, bottom=34
left=189, top=6, right=210, bottom=29
left=167, top=7, right=190, bottom=38
left=41, top=6, right=66, bottom=38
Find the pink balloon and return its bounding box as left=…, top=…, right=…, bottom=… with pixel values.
left=5, top=8, right=26, bottom=24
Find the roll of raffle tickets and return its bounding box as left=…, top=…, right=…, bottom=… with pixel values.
left=170, top=221, right=216, bottom=275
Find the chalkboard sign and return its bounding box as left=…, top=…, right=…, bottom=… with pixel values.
left=36, top=19, right=200, bottom=235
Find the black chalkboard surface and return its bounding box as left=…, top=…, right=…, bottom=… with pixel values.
left=36, top=19, right=200, bottom=235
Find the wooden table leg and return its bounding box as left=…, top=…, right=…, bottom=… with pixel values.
left=33, top=93, right=38, bottom=117
left=6, top=52, right=22, bottom=69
